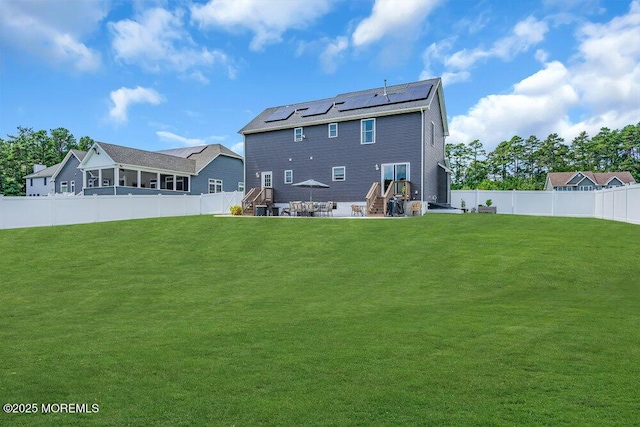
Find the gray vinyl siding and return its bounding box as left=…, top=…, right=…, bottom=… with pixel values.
left=423, top=94, right=448, bottom=203
left=190, top=155, right=244, bottom=194
left=245, top=113, right=423, bottom=203
left=55, top=156, right=83, bottom=194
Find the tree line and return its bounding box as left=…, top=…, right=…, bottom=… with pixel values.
left=0, top=127, right=94, bottom=196
left=446, top=123, right=640, bottom=190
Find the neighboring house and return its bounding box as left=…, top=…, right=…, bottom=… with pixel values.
left=51, top=149, right=87, bottom=195
left=545, top=171, right=636, bottom=191
left=24, top=163, right=60, bottom=196
left=239, top=78, right=450, bottom=214
left=78, top=142, right=243, bottom=196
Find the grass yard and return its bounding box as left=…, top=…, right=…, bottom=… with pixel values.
left=1, top=214, right=639, bottom=426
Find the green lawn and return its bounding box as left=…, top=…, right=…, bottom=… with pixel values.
left=1, top=215, right=638, bottom=426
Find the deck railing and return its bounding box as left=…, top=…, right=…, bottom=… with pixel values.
left=242, top=187, right=274, bottom=213
left=365, top=182, right=381, bottom=215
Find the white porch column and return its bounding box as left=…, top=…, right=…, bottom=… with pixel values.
left=137, top=170, right=141, bottom=188
left=99, top=169, right=103, bottom=187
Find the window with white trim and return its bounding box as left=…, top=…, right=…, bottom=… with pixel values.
left=60, top=181, right=68, bottom=193
left=361, top=119, right=375, bottom=144
left=209, top=179, right=223, bottom=193
left=70, top=181, right=75, bottom=193
left=284, top=170, right=293, bottom=184
left=294, top=127, right=303, bottom=142
left=328, top=123, right=338, bottom=138
left=579, top=185, right=593, bottom=191
left=238, top=182, right=244, bottom=191
left=332, top=166, right=346, bottom=181
left=431, top=121, right=436, bottom=146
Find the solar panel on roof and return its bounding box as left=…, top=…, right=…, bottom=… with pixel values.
left=337, top=94, right=373, bottom=111
left=337, top=83, right=433, bottom=112
left=265, top=107, right=295, bottom=122
left=300, top=101, right=333, bottom=117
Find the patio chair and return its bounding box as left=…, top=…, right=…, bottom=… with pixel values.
left=324, top=201, right=334, bottom=217
left=289, top=201, right=299, bottom=216
left=304, top=201, right=316, bottom=216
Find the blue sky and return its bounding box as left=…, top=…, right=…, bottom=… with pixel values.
left=1, top=0, right=638, bottom=157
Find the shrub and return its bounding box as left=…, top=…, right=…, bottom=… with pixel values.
left=485, top=199, right=493, bottom=207
left=229, top=205, right=242, bottom=216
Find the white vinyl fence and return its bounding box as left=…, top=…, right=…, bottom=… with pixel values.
left=0, top=192, right=243, bottom=230
left=452, top=184, right=640, bottom=225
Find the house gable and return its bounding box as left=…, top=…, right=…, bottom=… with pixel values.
left=240, top=78, right=449, bottom=204
left=52, top=151, right=86, bottom=194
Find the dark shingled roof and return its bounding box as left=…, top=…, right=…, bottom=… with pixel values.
left=548, top=171, right=636, bottom=187
left=94, top=142, right=243, bottom=175
left=24, top=163, right=61, bottom=179
left=239, top=78, right=446, bottom=135
left=98, top=142, right=196, bottom=174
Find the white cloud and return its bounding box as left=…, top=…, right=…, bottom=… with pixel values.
left=109, top=7, right=234, bottom=79
left=230, top=141, right=244, bottom=157
left=191, top=0, right=333, bottom=51
left=108, top=87, right=165, bottom=124
left=448, top=61, right=579, bottom=150
left=444, top=16, right=549, bottom=70
left=156, top=131, right=205, bottom=146
left=441, top=71, right=471, bottom=85
left=319, top=36, right=349, bottom=74
left=447, top=1, right=640, bottom=151
left=352, top=0, right=441, bottom=47
left=0, top=0, right=105, bottom=71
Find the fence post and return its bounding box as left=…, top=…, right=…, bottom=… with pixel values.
left=625, top=185, right=628, bottom=223
left=512, top=189, right=516, bottom=214
left=0, top=195, right=4, bottom=229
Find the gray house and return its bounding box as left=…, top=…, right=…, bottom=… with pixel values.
left=24, top=163, right=60, bottom=196
left=545, top=171, right=636, bottom=191
left=239, top=78, right=450, bottom=215
left=78, top=142, right=243, bottom=196
left=51, top=149, right=87, bottom=195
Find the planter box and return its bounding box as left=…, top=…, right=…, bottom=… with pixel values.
left=478, top=206, right=497, bottom=214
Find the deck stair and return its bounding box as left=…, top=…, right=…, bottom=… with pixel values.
left=366, top=180, right=411, bottom=216
left=365, top=182, right=384, bottom=216
left=242, top=187, right=273, bottom=215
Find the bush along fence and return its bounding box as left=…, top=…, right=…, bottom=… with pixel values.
left=0, top=192, right=244, bottom=230
left=451, top=184, right=640, bottom=225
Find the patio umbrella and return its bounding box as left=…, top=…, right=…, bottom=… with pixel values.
left=292, top=178, right=330, bottom=201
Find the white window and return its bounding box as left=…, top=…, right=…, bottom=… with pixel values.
left=209, top=179, right=223, bottom=193
left=60, top=181, right=68, bottom=193
left=431, top=121, right=436, bottom=146
left=150, top=179, right=157, bottom=189
left=70, top=181, right=75, bottom=193
left=294, top=127, right=303, bottom=142
left=579, top=185, right=593, bottom=191
left=328, top=123, right=338, bottom=138
left=238, top=182, right=244, bottom=191
left=332, top=166, right=346, bottom=181
left=284, top=170, right=293, bottom=184
left=361, top=119, right=375, bottom=144
left=176, top=176, right=184, bottom=191
left=261, top=171, right=273, bottom=188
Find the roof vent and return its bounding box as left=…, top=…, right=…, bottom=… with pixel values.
left=383, top=79, right=390, bottom=102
